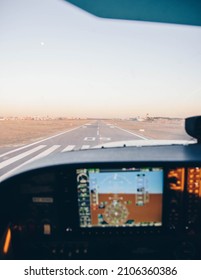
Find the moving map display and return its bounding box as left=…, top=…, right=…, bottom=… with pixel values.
left=76, top=167, right=163, bottom=227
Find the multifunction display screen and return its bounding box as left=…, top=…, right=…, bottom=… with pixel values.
left=76, top=168, right=163, bottom=228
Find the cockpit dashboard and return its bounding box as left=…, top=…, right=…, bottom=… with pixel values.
left=1, top=142, right=201, bottom=260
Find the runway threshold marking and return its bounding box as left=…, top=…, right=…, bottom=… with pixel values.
left=0, top=125, right=85, bottom=159
left=0, top=145, right=60, bottom=182
left=61, top=145, right=75, bottom=152
left=0, top=145, right=46, bottom=169
left=30, top=145, right=60, bottom=160
left=81, top=145, right=90, bottom=149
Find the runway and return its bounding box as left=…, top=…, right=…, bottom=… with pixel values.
left=0, top=119, right=190, bottom=181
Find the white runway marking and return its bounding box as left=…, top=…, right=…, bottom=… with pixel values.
left=0, top=145, right=46, bottom=169
left=0, top=145, right=60, bottom=182
left=81, top=145, right=90, bottom=149
left=0, top=125, right=85, bottom=159
left=99, top=137, right=111, bottom=141
left=84, top=137, right=96, bottom=141
left=61, top=145, right=75, bottom=152
left=30, top=145, right=60, bottom=160
left=114, top=126, right=149, bottom=140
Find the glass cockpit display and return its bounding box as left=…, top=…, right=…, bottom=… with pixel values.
left=76, top=168, right=163, bottom=228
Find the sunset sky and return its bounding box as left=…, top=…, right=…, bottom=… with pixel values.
left=0, top=0, right=201, bottom=118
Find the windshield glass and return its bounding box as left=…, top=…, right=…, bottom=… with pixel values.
left=0, top=0, right=201, bottom=178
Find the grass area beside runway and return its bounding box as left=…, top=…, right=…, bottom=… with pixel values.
left=0, top=119, right=89, bottom=147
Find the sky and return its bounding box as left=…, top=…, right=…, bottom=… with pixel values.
left=89, top=170, right=163, bottom=194
left=0, top=0, right=201, bottom=118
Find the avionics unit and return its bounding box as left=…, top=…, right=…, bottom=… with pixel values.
left=76, top=167, right=163, bottom=228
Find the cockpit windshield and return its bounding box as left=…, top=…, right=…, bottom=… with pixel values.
left=0, top=0, right=201, bottom=180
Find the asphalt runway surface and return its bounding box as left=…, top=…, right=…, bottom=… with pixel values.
left=0, top=120, right=192, bottom=181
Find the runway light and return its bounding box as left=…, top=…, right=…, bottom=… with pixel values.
left=3, top=228, right=11, bottom=255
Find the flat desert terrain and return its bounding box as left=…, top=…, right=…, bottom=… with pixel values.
left=0, top=118, right=192, bottom=148
left=0, top=119, right=88, bottom=147
left=109, top=118, right=191, bottom=140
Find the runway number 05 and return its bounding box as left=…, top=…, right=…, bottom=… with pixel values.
left=117, top=267, right=177, bottom=276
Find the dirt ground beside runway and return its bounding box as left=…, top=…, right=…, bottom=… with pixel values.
left=0, top=119, right=89, bottom=147
left=0, top=118, right=193, bottom=148
left=109, top=118, right=192, bottom=140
